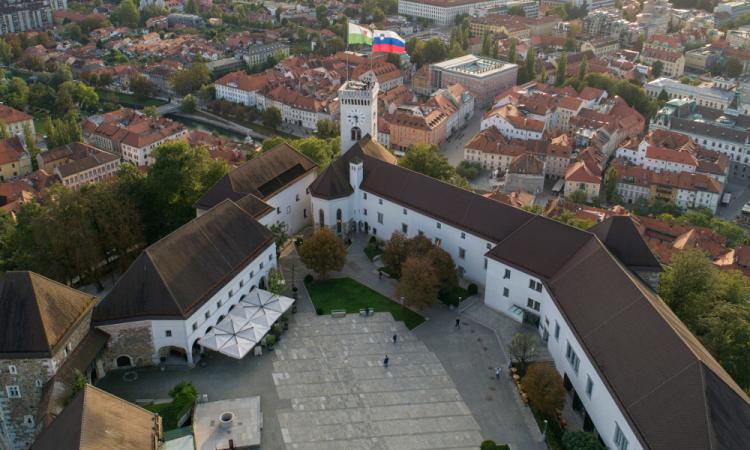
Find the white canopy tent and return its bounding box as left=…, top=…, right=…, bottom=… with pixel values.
left=198, top=289, right=294, bottom=359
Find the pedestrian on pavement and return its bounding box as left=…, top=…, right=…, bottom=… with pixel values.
left=455, top=317, right=461, bottom=328
left=495, top=367, right=501, bottom=380
left=393, top=334, right=398, bottom=344
left=383, top=355, right=389, bottom=368
left=378, top=270, right=383, bottom=280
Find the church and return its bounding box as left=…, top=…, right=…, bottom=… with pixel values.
left=308, top=79, right=750, bottom=450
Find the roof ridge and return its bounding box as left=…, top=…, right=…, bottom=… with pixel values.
left=26, top=272, right=53, bottom=351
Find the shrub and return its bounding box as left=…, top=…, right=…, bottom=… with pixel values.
left=369, top=235, right=377, bottom=244
left=467, top=283, right=478, bottom=295
left=457, top=160, right=481, bottom=180
left=562, top=431, right=607, bottom=450
left=315, top=307, right=323, bottom=315
left=522, top=363, right=566, bottom=419
left=480, top=441, right=497, bottom=450
left=304, top=274, right=314, bottom=284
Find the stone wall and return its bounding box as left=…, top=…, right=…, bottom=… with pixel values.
left=0, top=357, right=54, bottom=450
left=97, top=321, right=155, bottom=371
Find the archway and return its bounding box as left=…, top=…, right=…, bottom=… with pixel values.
left=157, top=346, right=188, bottom=364
left=259, top=276, right=266, bottom=289
left=351, top=126, right=362, bottom=141
left=336, top=209, right=343, bottom=234
left=116, top=355, right=133, bottom=368
left=319, top=209, right=325, bottom=227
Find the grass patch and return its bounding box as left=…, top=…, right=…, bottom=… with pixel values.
left=96, top=89, right=167, bottom=108
left=305, top=277, right=425, bottom=329
left=144, top=400, right=191, bottom=431
left=439, top=286, right=469, bottom=307
left=33, top=117, right=49, bottom=136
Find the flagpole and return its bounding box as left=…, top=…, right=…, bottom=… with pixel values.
left=346, top=19, right=350, bottom=82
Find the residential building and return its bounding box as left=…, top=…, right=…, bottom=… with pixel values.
left=580, top=37, right=620, bottom=59
left=0, top=137, right=30, bottom=182
left=564, top=148, right=604, bottom=202
left=0, top=105, right=34, bottom=139
left=645, top=77, right=735, bottom=111
left=354, top=62, right=403, bottom=93
left=636, top=0, right=671, bottom=36
left=504, top=152, right=545, bottom=194
left=257, top=85, right=336, bottom=131
left=388, top=105, right=449, bottom=152
left=308, top=91, right=750, bottom=449
left=0, top=0, right=64, bottom=35
left=397, top=0, right=507, bottom=26
left=640, top=47, right=685, bottom=77
left=651, top=97, right=750, bottom=180
left=430, top=55, right=518, bottom=109
left=0, top=272, right=105, bottom=450
left=167, top=13, right=204, bottom=28
left=93, top=200, right=277, bottom=368
left=469, top=14, right=531, bottom=40
left=30, top=384, right=162, bottom=450
left=481, top=103, right=545, bottom=140
left=243, top=42, right=290, bottom=67
left=36, top=142, right=120, bottom=191
left=714, top=1, right=750, bottom=23
left=194, top=142, right=318, bottom=234
left=215, top=70, right=274, bottom=107
left=472, top=0, right=540, bottom=18
left=685, top=45, right=721, bottom=72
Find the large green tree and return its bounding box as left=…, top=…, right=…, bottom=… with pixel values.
left=112, top=0, right=140, bottom=28
left=171, top=63, right=211, bottom=96
left=298, top=228, right=346, bottom=277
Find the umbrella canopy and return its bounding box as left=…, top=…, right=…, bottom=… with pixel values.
left=215, top=313, right=250, bottom=334
left=243, top=290, right=295, bottom=314
left=217, top=335, right=256, bottom=359
left=236, top=325, right=267, bottom=343
left=198, top=330, right=233, bottom=351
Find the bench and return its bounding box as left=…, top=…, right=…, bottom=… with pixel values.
left=331, top=309, right=347, bottom=318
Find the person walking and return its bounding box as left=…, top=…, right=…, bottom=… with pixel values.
left=495, top=367, right=501, bottom=380
left=383, top=355, right=389, bottom=368
left=392, top=334, right=398, bottom=345
left=455, top=317, right=461, bottom=328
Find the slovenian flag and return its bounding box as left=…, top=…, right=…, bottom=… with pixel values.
left=372, top=30, right=406, bottom=54
left=348, top=22, right=373, bottom=46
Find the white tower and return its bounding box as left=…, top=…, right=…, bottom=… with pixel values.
left=338, top=80, right=379, bottom=153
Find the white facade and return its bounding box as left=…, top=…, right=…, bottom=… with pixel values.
left=645, top=78, right=734, bottom=111
left=215, top=82, right=258, bottom=107
left=255, top=93, right=332, bottom=132
left=615, top=141, right=697, bottom=174
left=398, top=0, right=506, bottom=26
left=675, top=186, right=720, bottom=212
left=484, top=257, right=642, bottom=450
left=616, top=181, right=650, bottom=204
left=120, top=130, right=189, bottom=167
left=339, top=81, right=379, bottom=153
left=259, top=172, right=316, bottom=235
left=481, top=114, right=544, bottom=141
left=98, top=244, right=277, bottom=366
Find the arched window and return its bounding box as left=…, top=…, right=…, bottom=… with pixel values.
left=336, top=208, right=343, bottom=233
left=319, top=209, right=325, bottom=227
left=351, top=126, right=362, bottom=142
left=116, top=355, right=133, bottom=368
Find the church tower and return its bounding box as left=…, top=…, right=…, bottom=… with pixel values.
left=338, top=80, right=379, bottom=153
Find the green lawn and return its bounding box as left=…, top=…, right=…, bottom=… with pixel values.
left=305, top=277, right=425, bottom=329
left=144, top=400, right=191, bottom=431
left=96, top=89, right=167, bottom=108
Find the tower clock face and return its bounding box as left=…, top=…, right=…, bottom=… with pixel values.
left=347, top=111, right=365, bottom=126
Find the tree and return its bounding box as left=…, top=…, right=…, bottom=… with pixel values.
left=604, top=166, right=619, bottom=204
left=382, top=231, right=409, bottom=275
left=181, top=94, right=197, bottom=113
left=456, top=160, right=481, bottom=180
left=197, top=84, right=215, bottom=103
left=53, top=85, right=76, bottom=117
left=0, top=122, right=8, bottom=139
left=482, top=32, right=492, bottom=57
left=567, top=189, right=588, bottom=204
left=269, top=222, right=289, bottom=255
left=658, top=88, right=669, bottom=102
left=399, top=144, right=455, bottom=182
left=578, top=55, right=587, bottom=82
left=129, top=73, right=155, bottom=100
left=29, top=83, right=55, bottom=110
left=507, top=5, right=526, bottom=16
left=316, top=118, right=338, bottom=138
left=372, top=7, right=386, bottom=23
left=171, top=63, right=211, bottom=96
left=0, top=39, right=13, bottom=65
left=112, top=0, right=140, bottom=28
left=508, top=332, right=537, bottom=371
left=658, top=249, right=717, bottom=329
left=699, top=302, right=750, bottom=392
left=396, top=256, right=439, bottom=309
left=262, top=106, right=282, bottom=129
left=298, top=228, right=346, bottom=277
left=427, top=247, right=458, bottom=295
left=525, top=47, right=536, bottom=81
left=562, top=431, right=607, bottom=450
left=651, top=60, right=664, bottom=78
left=522, top=363, right=566, bottom=419
left=555, top=52, right=568, bottom=86
left=68, top=369, right=87, bottom=403
left=143, top=105, right=158, bottom=117
left=267, top=268, right=286, bottom=295
left=293, top=136, right=340, bottom=168
left=507, top=39, right=517, bottom=64
left=23, top=124, right=39, bottom=167
left=726, top=57, right=743, bottom=78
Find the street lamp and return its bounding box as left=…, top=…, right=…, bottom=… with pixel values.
left=542, top=419, right=548, bottom=441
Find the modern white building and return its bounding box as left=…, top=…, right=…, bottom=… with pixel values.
left=645, top=77, right=735, bottom=111
left=398, top=0, right=506, bottom=26
left=308, top=88, right=750, bottom=448
left=93, top=200, right=277, bottom=368
left=194, top=142, right=318, bottom=235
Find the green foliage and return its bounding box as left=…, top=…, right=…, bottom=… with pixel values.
left=46, top=116, right=82, bottom=147
left=262, top=106, right=282, bottom=129
left=129, top=73, right=156, bottom=100
left=508, top=332, right=537, bottom=371
left=112, top=0, right=140, bottom=28
left=658, top=249, right=750, bottom=390
left=555, top=52, right=567, bottom=87
left=726, top=57, right=743, bottom=78
left=554, top=210, right=596, bottom=230
left=171, top=63, right=211, bottom=96
left=68, top=369, right=87, bottom=404
left=506, top=5, right=526, bottom=16
left=316, top=118, right=339, bottom=138
left=522, top=363, right=566, bottom=420
left=562, top=431, right=606, bottom=450
left=143, top=105, right=158, bottom=117
left=508, top=39, right=517, bottom=64
left=604, top=166, right=620, bottom=204
left=181, top=94, right=197, bottom=113
left=456, top=160, right=481, bottom=180
left=267, top=268, right=286, bottom=295
left=400, top=144, right=470, bottom=189
left=566, top=189, right=588, bottom=204
left=269, top=222, right=289, bottom=255
left=651, top=60, right=664, bottom=78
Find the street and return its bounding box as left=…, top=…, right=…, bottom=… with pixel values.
left=717, top=181, right=750, bottom=220
left=439, top=110, right=496, bottom=191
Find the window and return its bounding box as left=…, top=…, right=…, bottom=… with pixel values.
left=35, top=379, right=42, bottom=388
left=260, top=262, right=264, bottom=269
left=461, top=232, right=465, bottom=239
left=24, top=416, right=34, bottom=427
left=435, top=237, right=441, bottom=247
left=363, top=193, right=367, bottom=199
left=376, top=212, right=384, bottom=224
left=614, top=423, right=629, bottom=450
left=554, top=322, right=560, bottom=341
left=303, top=208, right=307, bottom=218
left=527, top=298, right=540, bottom=311
left=205, top=311, right=211, bottom=319
left=8, top=365, right=16, bottom=375
left=504, top=269, right=511, bottom=279
left=269, top=254, right=273, bottom=261
left=486, top=243, right=492, bottom=250
left=402, top=223, right=408, bottom=234
left=436, top=222, right=441, bottom=229
left=363, top=208, right=367, bottom=216
left=586, top=376, right=594, bottom=398
left=165, top=330, right=172, bottom=337
left=192, top=323, right=198, bottom=331
left=503, top=287, right=509, bottom=297
left=566, top=343, right=580, bottom=374
left=287, top=205, right=292, bottom=214
left=402, top=208, right=407, bottom=215
left=458, top=247, right=466, bottom=259
left=250, top=270, right=254, bottom=279
left=484, top=258, right=488, bottom=270
left=277, top=207, right=281, bottom=214
left=295, top=194, right=300, bottom=201
left=529, top=279, right=542, bottom=292
left=378, top=198, right=383, bottom=205
left=6, top=386, right=20, bottom=398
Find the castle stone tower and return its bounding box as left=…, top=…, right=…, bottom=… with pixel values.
left=338, top=80, right=379, bottom=153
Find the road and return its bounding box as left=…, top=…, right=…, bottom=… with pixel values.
left=716, top=180, right=750, bottom=220
left=439, top=111, right=496, bottom=191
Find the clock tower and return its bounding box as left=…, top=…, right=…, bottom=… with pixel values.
left=338, top=80, right=379, bottom=154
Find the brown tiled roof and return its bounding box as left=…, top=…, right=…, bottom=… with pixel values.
left=0, top=104, right=32, bottom=124
left=93, top=200, right=274, bottom=323
left=215, top=70, right=270, bottom=92
left=590, top=216, right=662, bottom=272
left=194, top=142, right=317, bottom=210
left=0, top=136, right=26, bottom=165
left=41, top=142, right=120, bottom=178
left=0, top=271, right=96, bottom=357
left=645, top=145, right=699, bottom=167
left=508, top=152, right=544, bottom=175
left=31, top=384, right=161, bottom=450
